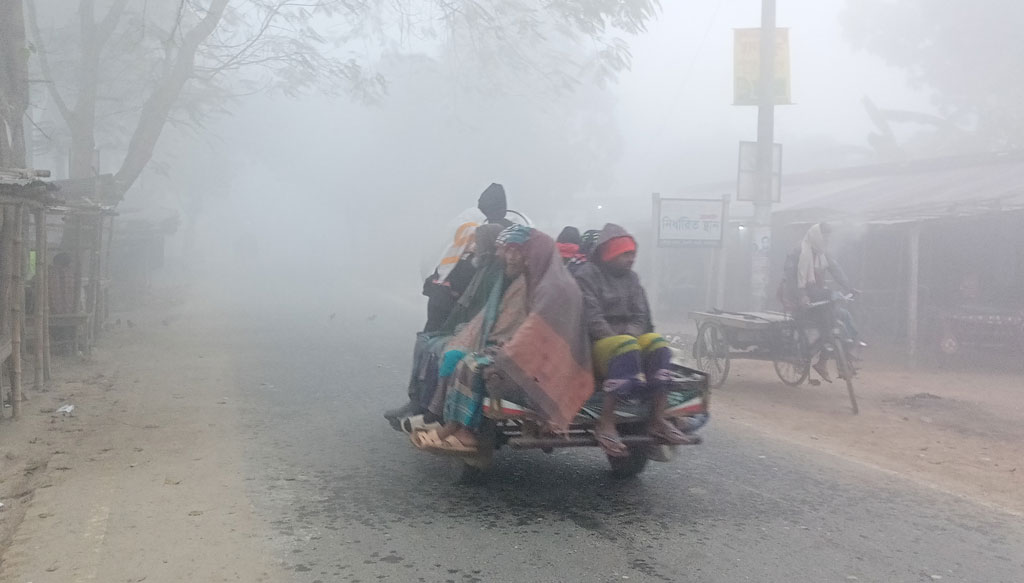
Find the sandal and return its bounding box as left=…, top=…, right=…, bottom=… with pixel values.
left=412, top=429, right=478, bottom=456
left=401, top=415, right=442, bottom=435
left=384, top=402, right=417, bottom=430
left=650, top=420, right=699, bottom=445
left=594, top=430, right=630, bottom=458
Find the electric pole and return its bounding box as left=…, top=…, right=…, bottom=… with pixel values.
left=751, top=0, right=776, bottom=310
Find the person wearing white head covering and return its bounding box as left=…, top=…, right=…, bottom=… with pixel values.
left=792, top=223, right=862, bottom=381
left=797, top=223, right=829, bottom=292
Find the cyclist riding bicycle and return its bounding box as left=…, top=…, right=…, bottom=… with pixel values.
left=777, top=222, right=862, bottom=381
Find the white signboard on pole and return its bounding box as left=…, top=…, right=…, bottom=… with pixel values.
left=656, top=197, right=727, bottom=248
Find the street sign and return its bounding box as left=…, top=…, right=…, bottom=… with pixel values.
left=655, top=197, right=728, bottom=248
left=733, top=27, right=791, bottom=106
left=737, top=140, right=782, bottom=202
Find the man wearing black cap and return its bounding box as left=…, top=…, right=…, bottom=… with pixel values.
left=422, top=183, right=513, bottom=333
left=384, top=184, right=514, bottom=427
left=477, top=182, right=512, bottom=228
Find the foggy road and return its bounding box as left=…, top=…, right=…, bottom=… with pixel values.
left=219, top=289, right=1024, bottom=583
left=9, top=0, right=1024, bottom=581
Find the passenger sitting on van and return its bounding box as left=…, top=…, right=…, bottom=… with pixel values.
left=567, top=229, right=600, bottom=274
left=573, top=223, right=695, bottom=458
left=412, top=225, right=594, bottom=454
left=556, top=226, right=584, bottom=265
left=422, top=183, right=513, bottom=333
left=384, top=223, right=508, bottom=431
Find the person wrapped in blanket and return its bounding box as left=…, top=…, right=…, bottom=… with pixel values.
left=422, top=183, right=513, bottom=334
left=412, top=225, right=595, bottom=454
left=572, top=223, right=697, bottom=457
left=385, top=223, right=507, bottom=430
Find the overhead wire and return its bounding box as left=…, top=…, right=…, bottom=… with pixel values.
left=635, top=0, right=727, bottom=161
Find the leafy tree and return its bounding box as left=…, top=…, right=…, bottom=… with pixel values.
left=25, top=0, right=660, bottom=189
left=843, top=0, right=1024, bottom=153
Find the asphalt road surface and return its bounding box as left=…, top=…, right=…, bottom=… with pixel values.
left=221, top=288, right=1024, bottom=583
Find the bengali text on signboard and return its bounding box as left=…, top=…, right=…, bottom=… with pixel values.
left=656, top=198, right=727, bottom=248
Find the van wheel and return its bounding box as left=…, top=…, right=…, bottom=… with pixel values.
left=458, top=461, right=490, bottom=485
left=608, top=448, right=649, bottom=479
left=456, top=420, right=495, bottom=485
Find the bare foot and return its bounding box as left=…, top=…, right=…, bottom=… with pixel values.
left=451, top=427, right=478, bottom=448
left=435, top=423, right=458, bottom=440
left=649, top=418, right=692, bottom=445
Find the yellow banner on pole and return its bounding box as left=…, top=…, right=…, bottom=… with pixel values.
left=733, top=27, right=791, bottom=106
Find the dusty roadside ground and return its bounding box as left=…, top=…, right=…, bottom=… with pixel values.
left=0, top=297, right=1021, bottom=581
left=0, top=292, right=283, bottom=582
left=697, top=357, right=1024, bottom=516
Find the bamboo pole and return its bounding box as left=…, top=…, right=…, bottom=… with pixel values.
left=41, top=212, right=51, bottom=381
left=103, top=214, right=114, bottom=326
left=72, top=215, right=83, bottom=313
left=11, top=204, right=24, bottom=418
left=0, top=207, right=14, bottom=417
left=71, top=214, right=84, bottom=353
left=91, top=214, right=104, bottom=340
left=0, top=357, right=5, bottom=417
left=34, top=209, right=45, bottom=390
left=0, top=207, right=11, bottom=335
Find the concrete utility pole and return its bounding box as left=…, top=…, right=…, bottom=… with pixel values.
left=751, top=0, right=776, bottom=310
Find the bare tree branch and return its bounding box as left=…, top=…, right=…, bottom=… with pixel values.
left=116, top=0, right=230, bottom=190
left=96, top=0, right=130, bottom=46
left=206, top=1, right=289, bottom=74
left=168, top=0, right=187, bottom=44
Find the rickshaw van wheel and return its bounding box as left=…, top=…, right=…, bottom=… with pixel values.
left=694, top=322, right=730, bottom=388
left=458, top=461, right=490, bottom=485
left=454, top=420, right=496, bottom=485
left=608, top=448, right=649, bottom=479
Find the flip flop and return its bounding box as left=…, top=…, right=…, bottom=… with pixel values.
left=594, top=431, right=630, bottom=458
left=650, top=421, right=699, bottom=446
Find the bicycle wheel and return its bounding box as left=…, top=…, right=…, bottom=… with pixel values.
left=833, top=340, right=859, bottom=414
left=773, top=325, right=810, bottom=386
left=694, top=321, right=730, bottom=388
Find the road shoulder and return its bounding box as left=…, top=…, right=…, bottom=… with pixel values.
left=0, top=302, right=284, bottom=582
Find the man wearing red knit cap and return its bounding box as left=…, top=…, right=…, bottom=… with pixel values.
left=572, top=224, right=695, bottom=457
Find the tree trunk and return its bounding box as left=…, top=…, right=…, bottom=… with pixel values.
left=115, top=0, right=229, bottom=191
left=0, top=0, right=29, bottom=168
left=68, top=0, right=99, bottom=178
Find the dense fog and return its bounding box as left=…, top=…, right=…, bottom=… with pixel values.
left=18, top=0, right=1019, bottom=326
